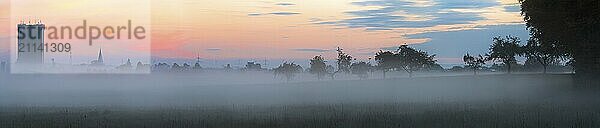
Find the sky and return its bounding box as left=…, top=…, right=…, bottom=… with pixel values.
left=0, top=0, right=528, bottom=66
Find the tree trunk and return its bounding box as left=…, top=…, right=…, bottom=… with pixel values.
left=473, top=67, right=477, bottom=75
left=382, top=70, right=386, bottom=79
left=542, top=65, right=547, bottom=74
left=330, top=73, right=335, bottom=80
left=318, top=73, right=323, bottom=80
left=506, top=61, right=512, bottom=74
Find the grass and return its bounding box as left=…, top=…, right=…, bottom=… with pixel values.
left=0, top=74, right=592, bottom=128
left=1, top=101, right=600, bottom=128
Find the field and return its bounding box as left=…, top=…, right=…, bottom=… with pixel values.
left=1, top=102, right=600, bottom=128
left=1, top=73, right=599, bottom=128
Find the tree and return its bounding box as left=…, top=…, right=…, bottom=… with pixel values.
left=566, top=58, right=575, bottom=74
left=449, top=66, right=465, bottom=72
left=335, top=47, right=353, bottom=73
left=325, top=65, right=336, bottom=79
left=523, top=36, right=566, bottom=74
left=309, top=55, right=327, bottom=79
left=171, top=63, right=181, bottom=72
left=487, top=36, right=522, bottom=74
left=425, top=63, right=444, bottom=71
left=153, top=63, right=170, bottom=72
left=523, top=57, right=543, bottom=71
left=396, top=45, right=437, bottom=77
left=375, top=45, right=437, bottom=78
left=183, top=63, right=191, bottom=70
left=274, top=62, right=302, bottom=81
left=350, top=61, right=371, bottom=79
left=463, top=53, right=486, bottom=75
left=375, top=51, right=397, bottom=79
left=520, top=0, right=600, bottom=86
left=117, top=59, right=134, bottom=70
left=136, top=61, right=150, bottom=71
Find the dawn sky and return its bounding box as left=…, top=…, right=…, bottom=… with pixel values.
left=1, top=0, right=528, bottom=66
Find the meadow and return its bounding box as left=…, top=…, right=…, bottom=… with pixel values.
left=1, top=101, right=600, bottom=128
left=0, top=73, right=598, bottom=128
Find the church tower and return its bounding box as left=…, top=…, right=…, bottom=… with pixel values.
left=98, top=48, right=104, bottom=64
left=91, top=48, right=105, bottom=66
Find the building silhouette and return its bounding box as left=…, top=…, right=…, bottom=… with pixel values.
left=0, top=61, right=6, bottom=73
left=90, top=48, right=105, bottom=66
left=16, top=23, right=45, bottom=64
left=245, top=61, right=262, bottom=70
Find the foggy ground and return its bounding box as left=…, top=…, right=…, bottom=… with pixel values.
left=0, top=72, right=579, bottom=106
left=1, top=72, right=600, bottom=127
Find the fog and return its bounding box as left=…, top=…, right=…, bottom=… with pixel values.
left=0, top=72, right=577, bottom=107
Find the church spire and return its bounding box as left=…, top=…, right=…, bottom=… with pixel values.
left=98, top=48, right=104, bottom=64
left=196, top=53, right=201, bottom=63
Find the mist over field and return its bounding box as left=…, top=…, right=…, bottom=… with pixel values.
left=3, top=72, right=600, bottom=128
left=2, top=0, right=600, bottom=127
left=0, top=72, right=578, bottom=107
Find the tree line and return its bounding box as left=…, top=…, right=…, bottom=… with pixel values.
left=464, top=35, right=569, bottom=75
left=283, top=45, right=443, bottom=81
left=289, top=34, right=571, bottom=80
left=150, top=34, right=572, bottom=81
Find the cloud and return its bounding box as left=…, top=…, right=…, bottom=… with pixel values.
left=503, top=5, right=521, bottom=12
left=308, top=18, right=322, bottom=22
left=380, top=46, right=400, bottom=51
left=248, top=12, right=301, bottom=17
left=292, top=48, right=330, bottom=53
left=315, top=21, right=338, bottom=25
left=319, top=0, right=500, bottom=29
left=247, top=13, right=264, bottom=16
left=275, top=3, right=295, bottom=6
left=247, top=2, right=299, bottom=17
left=431, top=0, right=497, bottom=9
left=365, top=27, right=394, bottom=31
left=205, top=48, right=222, bottom=51
left=307, top=18, right=339, bottom=26
left=269, top=12, right=301, bottom=16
